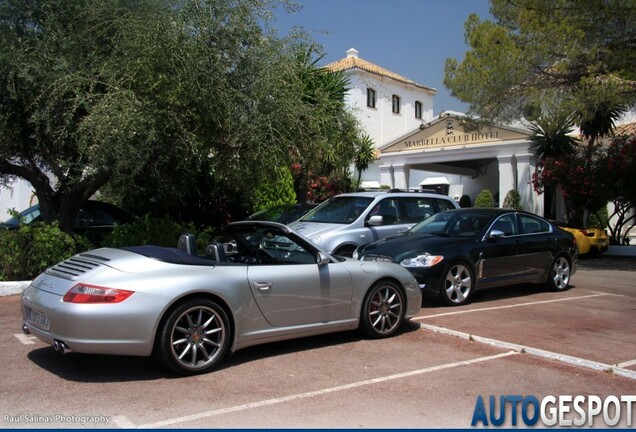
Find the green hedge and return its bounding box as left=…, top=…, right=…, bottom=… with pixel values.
left=103, top=216, right=218, bottom=252
left=0, top=217, right=219, bottom=281
left=0, top=223, right=92, bottom=281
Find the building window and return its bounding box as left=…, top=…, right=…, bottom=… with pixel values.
left=367, top=88, right=376, bottom=108
left=392, top=95, right=400, bottom=114
left=415, top=101, right=422, bottom=119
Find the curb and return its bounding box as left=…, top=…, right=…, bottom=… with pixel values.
left=605, top=245, right=636, bottom=257
left=0, top=281, right=30, bottom=297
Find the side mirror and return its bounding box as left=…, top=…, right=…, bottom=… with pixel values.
left=367, top=215, right=384, bottom=227
left=317, top=251, right=331, bottom=266
left=488, top=229, right=505, bottom=239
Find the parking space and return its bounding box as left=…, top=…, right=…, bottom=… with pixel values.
left=416, top=288, right=636, bottom=372
left=1, top=256, right=634, bottom=428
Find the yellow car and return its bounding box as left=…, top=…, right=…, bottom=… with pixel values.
left=559, top=226, right=609, bottom=256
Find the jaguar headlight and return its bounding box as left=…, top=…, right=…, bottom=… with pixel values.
left=400, top=253, right=444, bottom=268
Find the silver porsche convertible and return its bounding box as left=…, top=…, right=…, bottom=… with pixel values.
left=21, top=221, right=421, bottom=375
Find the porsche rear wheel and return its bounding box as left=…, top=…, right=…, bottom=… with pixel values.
left=360, top=280, right=405, bottom=338
left=156, top=298, right=230, bottom=375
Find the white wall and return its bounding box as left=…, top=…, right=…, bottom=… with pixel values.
left=346, top=71, right=435, bottom=148
left=0, top=178, right=35, bottom=220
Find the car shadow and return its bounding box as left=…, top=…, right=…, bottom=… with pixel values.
left=577, top=256, right=636, bottom=271
left=421, top=283, right=575, bottom=310
left=27, top=348, right=167, bottom=382
left=26, top=323, right=421, bottom=383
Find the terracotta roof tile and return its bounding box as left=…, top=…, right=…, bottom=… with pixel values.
left=614, top=121, right=636, bottom=136
left=326, top=55, right=436, bottom=93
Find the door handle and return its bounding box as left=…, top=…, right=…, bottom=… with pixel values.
left=253, top=281, right=273, bottom=291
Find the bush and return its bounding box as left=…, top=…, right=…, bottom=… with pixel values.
left=502, top=189, right=522, bottom=210
left=459, top=195, right=472, bottom=208
left=588, top=205, right=609, bottom=229
left=252, top=166, right=297, bottom=212
left=0, top=223, right=92, bottom=281
left=103, top=216, right=220, bottom=252
left=103, top=216, right=200, bottom=248
left=474, top=189, right=496, bottom=207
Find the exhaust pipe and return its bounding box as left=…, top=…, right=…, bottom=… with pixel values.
left=22, top=323, right=30, bottom=335
left=53, top=340, right=71, bottom=355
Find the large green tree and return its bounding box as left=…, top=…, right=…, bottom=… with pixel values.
left=0, top=0, right=174, bottom=231
left=1, top=0, right=359, bottom=231
left=444, top=0, right=636, bottom=124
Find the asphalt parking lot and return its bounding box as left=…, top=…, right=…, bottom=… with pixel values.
left=1, top=256, right=634, bottom=429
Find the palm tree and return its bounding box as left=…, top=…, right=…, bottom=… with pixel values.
left=353, top=133, right=377, bottom=189
left=528, top=115, right=578, bottom=162
left=529, top=115, right=578, bottom=220
left=577, top=103, right=626, bottom=148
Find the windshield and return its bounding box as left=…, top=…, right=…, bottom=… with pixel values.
left=300, top=196, right=373, bottom=224
left=410, top=211, right=493, bottom=237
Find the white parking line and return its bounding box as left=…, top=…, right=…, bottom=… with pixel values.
left=13, top=333, right=37, bottom=345
left=617, top=359, right=636, bottom=368
left=122, top=351, right=517, bottom=429
left=420, top=323, right=636, bottom=381
left=414, top=293, right=612, bottom=320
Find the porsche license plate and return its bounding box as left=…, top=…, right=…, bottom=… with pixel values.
left=28, top=309, right=50, bottom=331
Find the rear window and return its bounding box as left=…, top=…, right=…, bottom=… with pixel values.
left=399, top=197, right=440, bottom=224
left=435, top=198, right=457, bottom=212
left=519, top=214, right=551, bottom=234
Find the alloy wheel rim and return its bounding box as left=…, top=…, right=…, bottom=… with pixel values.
left=553, top=257, right=570, bottom=289
left=368, top=286, right=403, bottom=335
left=170, top=306, right=226, bottom=370
left=445, top=264, right=471, bottom=303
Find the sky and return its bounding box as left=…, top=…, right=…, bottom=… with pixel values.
left=273, top=0, right=493, bottom=114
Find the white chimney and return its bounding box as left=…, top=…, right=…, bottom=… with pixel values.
left=346, top=48, right=359, bottom=58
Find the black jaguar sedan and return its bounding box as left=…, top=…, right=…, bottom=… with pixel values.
left=353, top=208, right=578, bottom=306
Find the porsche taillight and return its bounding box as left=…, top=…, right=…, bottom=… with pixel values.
left=62, top=284, right=134, bottom=304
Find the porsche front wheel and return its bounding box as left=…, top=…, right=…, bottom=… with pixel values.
left=156, top=298, right=230, bottom=375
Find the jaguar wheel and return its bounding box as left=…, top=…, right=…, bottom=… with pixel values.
left=156, top=298, right=230, bottom=375
left=360, top=280, right=405, bottom=338
left=547, top=255, right=572, bottom=291
left=439, top=261, right=474, bottom=306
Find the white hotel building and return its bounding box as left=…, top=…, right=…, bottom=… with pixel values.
left=328, top=48, right=636, bottom=239
left=327, top=48, right=548, bottom=216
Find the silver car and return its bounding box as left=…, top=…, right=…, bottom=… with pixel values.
left=289, top=191, right=459, bottom=257
left=21, top=221, right=421, bottom=375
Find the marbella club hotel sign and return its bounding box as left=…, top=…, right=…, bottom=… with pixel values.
left=381, top=114, right=530, bottom=154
